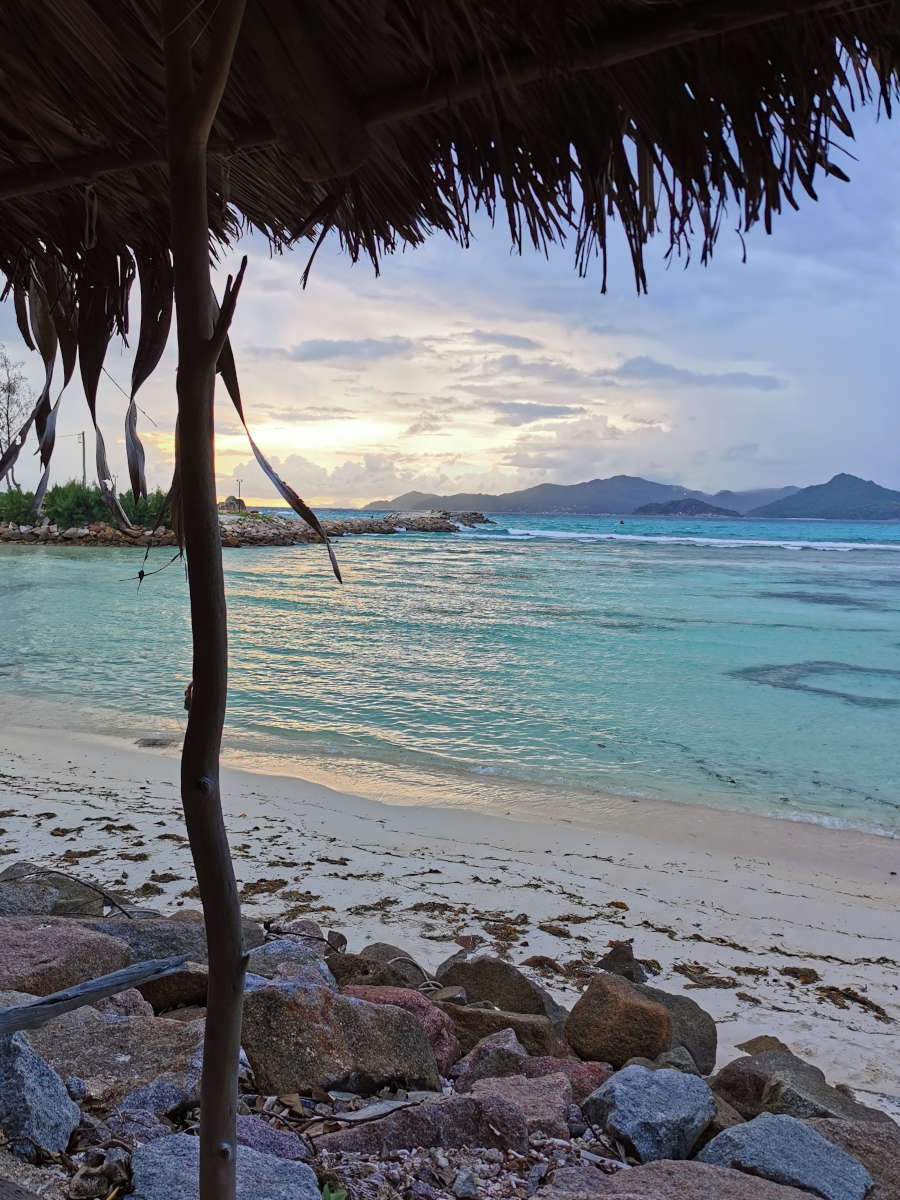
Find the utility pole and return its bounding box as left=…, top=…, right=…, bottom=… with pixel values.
left=235, top=477, right=242, bottom=499
left=77, top=431, right=86, bottom=486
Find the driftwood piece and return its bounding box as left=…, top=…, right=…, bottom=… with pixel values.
left=0, top=955, right=188, bottom=1034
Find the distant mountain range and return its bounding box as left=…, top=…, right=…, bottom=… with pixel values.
left=366, top=473, right=900, bottom=520
left=365, top=475, right=799, bottom=516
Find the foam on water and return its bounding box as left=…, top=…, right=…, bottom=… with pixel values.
left=1, top=511, right=898, bottom=836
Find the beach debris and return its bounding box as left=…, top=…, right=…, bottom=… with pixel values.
left=697, top=1113, right=873, bottom=1200
left=452, top=1029, right=528, bottom=1092
left=0, top=1031, right=80, bottom=1159
left=736, top=991, right=763, bottom=1005
left=607, top=901, right=629, bottom=912
left=583, top=1065, right=717, bottom=1162
left=342, top=986, right=460, bottom=1074
left=129, top=1131, right=320, bottom=1200
left=242, top=982, right=440, bottom=1096
left=435, top=954, right=569, bottom=1034
left=539, top=923, right=572, bottom=939
left=470, top=1072, right=573, bottom=1138
left=778, top=966, right=820, bottom=985
left=815, top=984, right=891, bottom=1022
left=710, top=1050, right=895, bottom=1124
left=239, top=877, right=287, bottom=898
left=565, top=974, right=670, bottom=1068
left=0, top=917, right=131, bottom=996
left=673, top=961, right=738, bottom=989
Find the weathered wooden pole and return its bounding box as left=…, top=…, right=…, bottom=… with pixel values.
left=161, top=3, right=247, bottom=1197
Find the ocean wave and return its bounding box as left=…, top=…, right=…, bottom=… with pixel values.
left=460, top=528, right=900, bottom=552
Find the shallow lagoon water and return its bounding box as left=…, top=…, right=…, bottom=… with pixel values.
left=1, top=512, right=898, bottom=835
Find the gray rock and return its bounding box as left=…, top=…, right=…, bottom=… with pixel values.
left=806, top=1116, right=900, bottom=1200
left=546, top=1159, right=829, bottom=1198
left=452, top=1167, right=479, bottom=1198
left=130, top=1132, right=321, bottom=1200
left=360, top=942, right=432, bottom=987
left=0, top=1032, right=80, bottom=1158
left=0, top=880, right=59, bottom=917
left=697, top=1112, right=873, bottom=1200
left=242, top=982, right=440, bottom=1095
left=454, top=1028, right=527, bottom=1092
left=655, top=1046, right=700, bottom=1074
left=711, top=1051, right=893, bottom=1123
left=235, top=1114, right=310, bottom=1160
left=106, top=1108, right=173, bottom=1144
left=583, top=1064, right=717, bottom=1162
left=245, top=938, right=335, bottom=985
left=317, top=1093, right=529, bottom=1154
left=436, top=954, right=568, bottom=1033
left=77, top=913, right=264, bottom=962
left=326, top=951, right=411, bottom=989
left=632, top=982, right=717, bottom=1076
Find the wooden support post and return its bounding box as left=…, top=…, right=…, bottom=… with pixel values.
left=161, top=3, right=247, bottom=1198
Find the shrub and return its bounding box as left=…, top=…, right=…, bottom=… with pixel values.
left=42, top=481, right=109, bottom=529
left=0, top=488, right=37, bottom=525
left=119, top=487, right=171, bottom=528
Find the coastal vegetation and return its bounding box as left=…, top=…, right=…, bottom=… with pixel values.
left=0, top=480, right=170, bottom=529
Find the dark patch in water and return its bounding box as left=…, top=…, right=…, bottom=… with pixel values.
left=135, top=736, right=179, bottom=748
left=756, top=590, right=887, bottom=611
left=730, top=661, right=900, bottom=709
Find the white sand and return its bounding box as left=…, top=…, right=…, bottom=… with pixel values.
left=0, top=712, right=897, bottom=1101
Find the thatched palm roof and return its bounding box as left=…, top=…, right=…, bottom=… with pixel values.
left=0, top=0, right=898, bottom=504
left=3, top=1, right=899, bottom=291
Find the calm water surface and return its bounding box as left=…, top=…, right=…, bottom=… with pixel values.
left=1, top=512, right=898, bottom=835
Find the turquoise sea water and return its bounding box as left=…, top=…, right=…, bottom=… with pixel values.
left=1, top=512, right=899, bottom=835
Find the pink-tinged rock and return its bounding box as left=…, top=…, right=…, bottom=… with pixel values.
left=0, top=917, right=131, bottom=995
left=92, top=987, right=154, bottom=1018
left=453, top=1028, right=527, bottom=1092
left=521, top=1056, right=613, bottom=1103
left=470, top=1072, right=573, bottom=1137
left=242, top=983, right=440, bottom=1095
left=543, top=1160, right=816, bottom=1199
left=316, top=1093, right=528, bottom=1154
left=343, top=985, right=460, bottom=1074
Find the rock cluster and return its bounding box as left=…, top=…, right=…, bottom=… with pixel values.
left=0, top=509, right=493, bottom=550
left=0, top=865, right=892, bottom=1199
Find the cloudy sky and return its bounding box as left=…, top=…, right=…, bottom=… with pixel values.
left=4, top=105, right=900, bottom=508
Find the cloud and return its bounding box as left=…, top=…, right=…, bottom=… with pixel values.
left=465, top=329, right=542, bottom=350
left=614, top=355, right=783, bottom=391
left=247, top=336, right=416, bottom=364
left=489, top=401, right=587, bottom=426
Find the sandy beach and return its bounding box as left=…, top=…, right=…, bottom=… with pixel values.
left=0, top=706, right=897, bottom=1106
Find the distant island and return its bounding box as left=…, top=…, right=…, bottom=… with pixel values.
left=367, top=472, right=900, bottom=521
left=634, top=498, right=739, bottom=518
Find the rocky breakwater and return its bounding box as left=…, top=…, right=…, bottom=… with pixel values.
left=220, top=508, right=493, bottom=548
left=0, top=508, right=492, bottom=549
left=0, top=866, right=894, bottom=1199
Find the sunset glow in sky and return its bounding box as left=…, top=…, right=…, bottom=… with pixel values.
left=4, top=108, right=900, bottom=508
